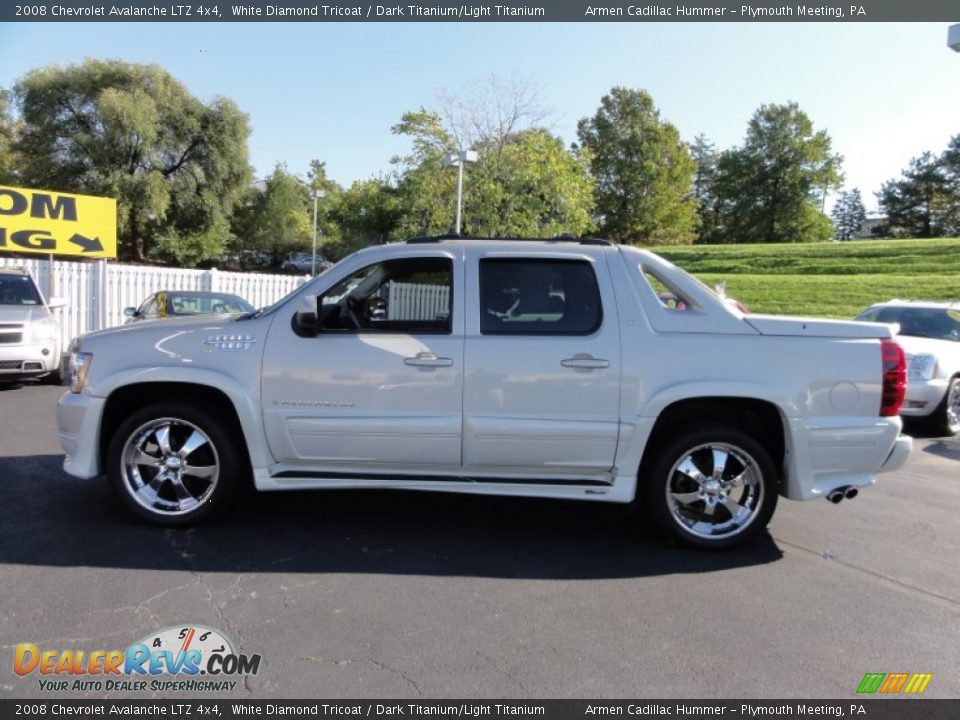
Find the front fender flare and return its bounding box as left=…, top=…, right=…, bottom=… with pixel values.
left=91, top=367, right=270, bottom=470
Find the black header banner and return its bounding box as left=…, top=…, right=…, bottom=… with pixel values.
left=3, top=0, right=960, bottom=21
left=3, top=700, right=960, bottom=719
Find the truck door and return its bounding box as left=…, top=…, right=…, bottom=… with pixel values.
left=462, top=247, right=621, bottom=475
left=261, top=249, right=464, bottom=470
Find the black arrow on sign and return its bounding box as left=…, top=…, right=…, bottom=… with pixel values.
left=68, top=233, right=104, bottom=253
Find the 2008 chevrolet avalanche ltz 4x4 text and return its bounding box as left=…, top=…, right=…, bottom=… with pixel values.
left=57, top=237, right=912, bottom=549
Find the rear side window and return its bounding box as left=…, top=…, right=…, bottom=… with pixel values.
left=480, top=259, right=602, bottom=336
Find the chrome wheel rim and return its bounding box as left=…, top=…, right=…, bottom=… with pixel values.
left=947, top=381, right=960, bottom=433
left=120, top=418, right=220, bottom=516
left=665, top=442, right=764, bottom=540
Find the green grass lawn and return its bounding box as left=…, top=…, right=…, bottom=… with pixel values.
left=651, top=238, right=960, bottom=319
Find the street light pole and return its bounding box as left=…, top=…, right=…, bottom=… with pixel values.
left=310, top=189, right=320, bottom=276
left=455, top=159, right=465, bottom=236
left=444, top=150, right=478, bottom=236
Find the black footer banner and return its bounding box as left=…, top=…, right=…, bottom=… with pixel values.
left=3, top=700, right=960, bottom=720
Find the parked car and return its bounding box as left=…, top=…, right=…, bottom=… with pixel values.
left=124, top=291, right=255, bottom=324
left=282, top=252, right=331, bottom=275
left=58, top=237, right=911, bottom=549
left=0, top=268, right=65, bottom=384
left=856, top=300, right=960, bottom=436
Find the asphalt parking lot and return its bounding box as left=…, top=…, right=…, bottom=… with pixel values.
left=1, top=383, right=958, bottom=699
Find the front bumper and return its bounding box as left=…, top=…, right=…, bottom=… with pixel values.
left=57, top=391, right=107, bottom=479
left=0, top=340, right=61, bottom=379
left=900, top=378, right=948, bottom=418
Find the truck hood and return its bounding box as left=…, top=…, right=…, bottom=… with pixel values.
left=745, top=315, right=893, bottom=339
left=0, top=305, right=51, bottom=324
left=78, top=313, right=247, bottom=343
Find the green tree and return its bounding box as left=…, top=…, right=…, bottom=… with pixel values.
left=390, top=109, right=459, bottom=238
left=13, top=59, right=251, bottom=263
left=231, top=165, right=312, bottom=265
left=710, top=102, right=842, bottom=244
left=390, top=109, right=594, bottom=239
left=937, top=134, right=960, bottom=235
left=326, top=178, right=402, bottom=258
left=690, top=134, right=719, bottom=243
left=0, top=88, right=15, bottom=184
left=466, top=129, right=594, bottom=237
left=831, top=188, right=867, bottom=241
left=302, top=159, right=344, bottom=255
left=577, top=87, right=698, bottom=246
left=876, top=151, right=959, bottom=238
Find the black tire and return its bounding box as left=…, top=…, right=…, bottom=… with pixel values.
left=641, top=423, right=779, bottom=550
left=41, top=357, right=66, bottom=385
left=107, top=402, right=245, bottom=526
left=929, top=377, right=960, bottom=437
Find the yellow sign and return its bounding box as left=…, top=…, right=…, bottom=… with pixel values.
left=0, top=185, right=117, bottom=259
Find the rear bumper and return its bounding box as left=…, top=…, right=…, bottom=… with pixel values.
left=57, top=391, right=106, bottom=479
left=782, top=415, right=910, bottom=501
left=878, top=433, right=912, bottom=474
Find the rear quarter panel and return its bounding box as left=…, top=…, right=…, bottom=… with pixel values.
left=607, top=249, right=898, bottom=501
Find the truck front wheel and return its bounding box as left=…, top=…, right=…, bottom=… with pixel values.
left=642, top=424, right=779, bottom=550
left=107, top=402, right=243, bottom=526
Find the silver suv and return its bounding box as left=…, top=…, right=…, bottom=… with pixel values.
left=0, top=269, right=65, bottom=384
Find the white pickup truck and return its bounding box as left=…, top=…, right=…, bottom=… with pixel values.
left=57, top=238, right=912, bottom=549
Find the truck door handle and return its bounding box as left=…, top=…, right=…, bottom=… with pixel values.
left=404, top=352, right=454, bottom=368
left=561, top=354, right=610, bottom=369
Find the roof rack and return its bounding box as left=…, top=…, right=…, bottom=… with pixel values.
left=404, top=234, right=612, bottom=247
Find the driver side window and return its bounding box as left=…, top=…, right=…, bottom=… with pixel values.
left=318, top=257, right=453, bottom=334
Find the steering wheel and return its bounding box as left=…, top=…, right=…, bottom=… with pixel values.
left=345, top=296, right=368, bottom=329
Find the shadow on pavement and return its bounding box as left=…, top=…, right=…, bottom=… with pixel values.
left=0, top=454, right=784, bottom=579
left=921, top=438, right=960, bottom=462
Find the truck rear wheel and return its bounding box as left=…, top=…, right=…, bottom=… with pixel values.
left=642, top=424, right=779, bottom=550
left=106, top=402, right=243, bottom=526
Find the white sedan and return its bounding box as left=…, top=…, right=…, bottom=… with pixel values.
left=857, top=300, right=960, bottom=436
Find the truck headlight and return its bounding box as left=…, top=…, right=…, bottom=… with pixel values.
left=68, top=352, right=93, bottom=393
left=907, top=353, right=936, bottom=381
left=29, top=316, right=59, bottom=343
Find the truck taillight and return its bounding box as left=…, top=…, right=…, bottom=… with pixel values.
left=880, top=339, right=906, bottom=417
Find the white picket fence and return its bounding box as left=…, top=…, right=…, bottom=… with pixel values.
left=387, top=281, right=450, bottom=321
left=0, top=256, right=307, bottom=347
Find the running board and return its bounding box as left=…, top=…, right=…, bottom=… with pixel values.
left=272, top=470, right=612, bottom=487
left=255, top=468, right=637, bottom=503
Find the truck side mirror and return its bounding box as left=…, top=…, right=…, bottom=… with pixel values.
left=294, top=295, right=319, bottom=335
left=123, top=307, right=137, bottom=318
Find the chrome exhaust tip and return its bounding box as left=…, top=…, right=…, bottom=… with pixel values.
left=844, top=487, right=859, bottom=500
left=827, top=490, right=844, bottom=504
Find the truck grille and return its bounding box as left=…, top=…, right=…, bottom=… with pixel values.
left=0, top=332, right=24, bottom=344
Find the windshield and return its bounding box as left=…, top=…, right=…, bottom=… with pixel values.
left=244, top=258, right=340, bottom=319
left=861, top=306, right=960, bottom=342
left=0, top=274, right=42, bottom=306
left=168, top=292, right=254, bottom=315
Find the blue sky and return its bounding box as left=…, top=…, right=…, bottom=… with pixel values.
left=1, top=22, right=958, bottom=212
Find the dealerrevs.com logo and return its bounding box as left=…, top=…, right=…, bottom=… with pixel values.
left=14, top=624, right=262, bottom=693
